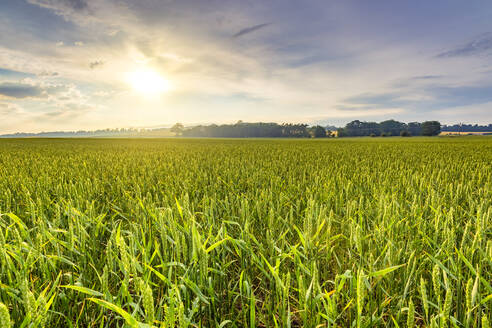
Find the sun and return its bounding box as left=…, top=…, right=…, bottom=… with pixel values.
left=126, top=69, right=172, bottom=96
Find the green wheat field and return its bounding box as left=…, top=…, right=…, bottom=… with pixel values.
left=0, top=137, right=491, bottom=328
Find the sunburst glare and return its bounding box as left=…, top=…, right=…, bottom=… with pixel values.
left=126, top=69, right=172, bottom=96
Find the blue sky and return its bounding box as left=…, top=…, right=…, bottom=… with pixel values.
left=0, top=0, right=491, bottom=133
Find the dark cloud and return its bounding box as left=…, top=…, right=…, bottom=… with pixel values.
left=410, top=75, right=442, bottom=80
left=233, top=23, right=271, bottom=38
left=0, top=81, right=70, bottom=99
left=436, top=33, right=492, bottom=58
left=0, top=82, right=44, bottom=99
left=89, top=60, right=104, bottom=69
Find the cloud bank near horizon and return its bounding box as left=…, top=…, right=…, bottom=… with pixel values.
left=0, top=0, right=491, bottom=133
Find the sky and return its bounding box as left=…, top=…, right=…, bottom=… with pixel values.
left=0, top=0, right=492, bottom=133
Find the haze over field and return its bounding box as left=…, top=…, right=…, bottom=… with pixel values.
left=1, top=0, right=492, bottom=134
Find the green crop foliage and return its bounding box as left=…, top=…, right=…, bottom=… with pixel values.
left=0, top=137, right=490, bottom=327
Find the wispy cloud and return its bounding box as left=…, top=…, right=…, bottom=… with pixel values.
left=26, top=0, right=93, bottom=25
left=343, top=93, right=408, bottom=108
left=410, top=75, right=443, bottom=80
left=27, top=0, right=89, bottom=12
left=38, top=71, right=59, bottom=77
left=436, top=33, right=492, bottom=58
left=0, top=68, right=36, bottom=79
left=233, top=23, right=271, bottom=38
left=0, top=102, right=22, bottom=115
left=342, top=84, right=492, bottom=113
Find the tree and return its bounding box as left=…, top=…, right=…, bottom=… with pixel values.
left=309, top=125, right=327, bottom=138
left=407, top=122, right=421, bottom=136
left=421, top=121, right=441, bottom=136
left=336, top=128, right=347, bottom=137
left=171, top=123, right=184, bottom=136
left=400, top=130, right=411, bottom=137
left=380, top=119, right=406, bottom=136
left=344, top=120, right=380, bottom=136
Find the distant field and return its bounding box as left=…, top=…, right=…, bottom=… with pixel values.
left=0, top=137, right=490, bottom=327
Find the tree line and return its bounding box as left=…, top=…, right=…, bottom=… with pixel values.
left=8, top=119, right=482, bottom=139
left=441, top=123, right=492, bottom=132
left=174, top=122, right=321, bottom=138
left=336, top=120, right=441, bottom=137
left=171, top=119, right=442, bottom=138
